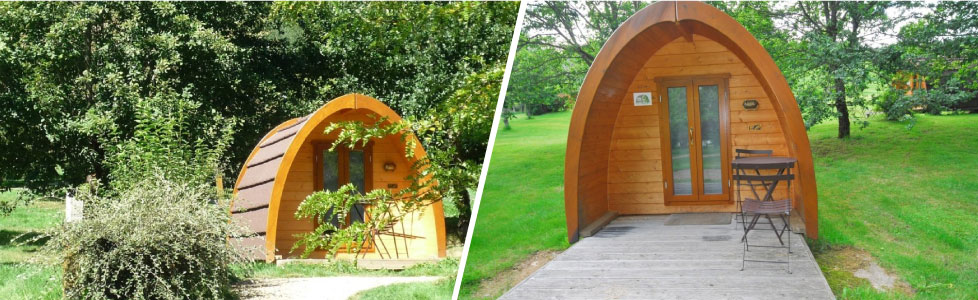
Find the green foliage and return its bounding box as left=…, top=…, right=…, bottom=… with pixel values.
left=0, top=2, right=265, bottom=192
left=0, top=2, right=516, bottom=206
left=507, top=2, right=647, bottom=124
left=414, top=66, right=506, bottom=234
left=106, top=90, right=236, bottom=192
left=0, top=190, right=29, bottom=216
left=505, top=42, right=584, bottom=118
left=877, top=84, right=976, bottom=124
left=293, top=184, right=398, bottom=258
left=43, top=176, right=247, bottom=300
left=293, top=118, right=440, bottom=259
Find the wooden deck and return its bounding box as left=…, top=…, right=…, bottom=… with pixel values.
left=502, top=215, right=834, bottom=299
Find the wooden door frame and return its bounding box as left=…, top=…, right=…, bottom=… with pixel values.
left=312, top=140, right=375, bottom=224
left=655, top=74, right=732, bottom=206
left=311, top=140, right=375, bottom=253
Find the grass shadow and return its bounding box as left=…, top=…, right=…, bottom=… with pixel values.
left=0, top=230, right=50, bottom=248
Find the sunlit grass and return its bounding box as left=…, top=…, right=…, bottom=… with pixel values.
left=0, top=192, right=63, bottom=299
left=809, top=113, right=978, bottom=299
left=462, top=110, right=977, bottom=299
left=351, top=277, right=454, bottom=300
left=459, top=112, right=572, bottom=299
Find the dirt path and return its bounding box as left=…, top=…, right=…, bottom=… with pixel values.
left=472, top=250, right=560, bottom=299
left=236, top=276, right=442, bottom=300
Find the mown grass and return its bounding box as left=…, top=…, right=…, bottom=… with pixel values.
left=351, top=278, right=454, bottom=300
left=235, top=257, right=459, bottom=279
left=460, top=110, right=977, bottom=299
left=0, top=191, right=63, bottom=300
left=0, top=189, right=459, bottom=299
left=459, top=112, right=572, bottom=299
left=239, top=258, right=459, bottom=300
left=809, top=113, right=978, bottom=299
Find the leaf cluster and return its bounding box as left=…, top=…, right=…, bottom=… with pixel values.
left=42, top=175, right=248, bottom=300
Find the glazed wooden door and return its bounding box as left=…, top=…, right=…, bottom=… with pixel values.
left=313, top=142, right=373, bottom=225
left=657, top=76, right=731, bottom=205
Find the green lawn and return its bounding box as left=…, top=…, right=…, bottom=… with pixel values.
left=809, top=113, right=978, bottom=299
left=352, top=278, right=454, bottom=300
left=461, top=111, right=978, bottom=299
left=0, top=191, right=63, bottom=300
left=0, top=189, right=457, bottom=299
left=460, top=112, right=572, bottom=299
left=240, top=259, right=458, bottom=300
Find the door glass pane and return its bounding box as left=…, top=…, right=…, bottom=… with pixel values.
left=698, top=85, right=722, bottom=194
left=321, top=149, right=340, bottom=227
left=348, top=150, right=366, bottom=223
left=667, top=87, right=692, bottom=196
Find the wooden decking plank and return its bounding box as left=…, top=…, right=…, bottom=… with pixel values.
left=502, top=216, right=834, bottom=299
left=542, top=260, right=817, bottom=271
left=502, top=288, right=831, bottom=300
left=519, top=277, right=832, bottom=290
left=529, top=268, right=823, bottom=279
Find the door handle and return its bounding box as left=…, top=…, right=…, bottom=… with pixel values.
left=688, top=128, right=694, bottom=144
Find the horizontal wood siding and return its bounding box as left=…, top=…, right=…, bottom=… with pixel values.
left=608, top=34, right=793, bottom=215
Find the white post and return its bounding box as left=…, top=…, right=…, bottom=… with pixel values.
left=65, top=191, right=83, bottom=222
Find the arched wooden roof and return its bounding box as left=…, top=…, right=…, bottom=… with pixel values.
left=231, top=94, right=442, bottom=261
left=565, top=1, right=818, bottom=242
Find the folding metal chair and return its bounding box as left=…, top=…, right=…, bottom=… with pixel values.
left=733, top=149, right=772, bottom=226
left=735, top=149, right=773, bottom=158
left=735, top=170, right=794, bottom=273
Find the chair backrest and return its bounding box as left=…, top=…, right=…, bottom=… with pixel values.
left=733, top=173, right=795, bottom=208
left=735, top=148, right=773, bottom=158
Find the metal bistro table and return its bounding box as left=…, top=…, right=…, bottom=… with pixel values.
left=732, top=155, right=798, bottom=272
left=731, top=156, right=797, bottom=243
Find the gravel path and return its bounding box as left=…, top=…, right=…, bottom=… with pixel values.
left=236, top=276, right=442, bottom=300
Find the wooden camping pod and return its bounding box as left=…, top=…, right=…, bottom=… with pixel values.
left=565, top=1, right=818, bottom=243
left=231, top=94, right=447, bottom=262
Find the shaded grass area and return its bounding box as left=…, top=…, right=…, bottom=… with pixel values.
left=460, top=112, right=572, bottom=299
left=810, top=114, right=978, bottom=299
left=0, top=191, right=63, bottom=299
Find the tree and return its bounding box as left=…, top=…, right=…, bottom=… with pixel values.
left=0, top=2, right=272, bottom=191
left=889, top=1, right=978, bottom=116
left=505, top=39, right=584, bottom=118
left=777, top=2, right=904, bottom=138
left=505, top=2, right=646, bottom=123
left=0, top=2, right=517, bottom=234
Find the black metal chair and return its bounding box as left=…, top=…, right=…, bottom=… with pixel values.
left=734, top=171, right=794, bottom=273
left=733, top=149, right=773, bottom=225
left=735, top=148, right=773, bottom=158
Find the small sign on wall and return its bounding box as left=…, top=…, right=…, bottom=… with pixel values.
left=633, top=92, right=653, bottom=106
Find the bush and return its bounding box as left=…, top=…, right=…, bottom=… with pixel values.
left=877, top=80, right=976, bottom=120
left=107, top=92, right=236, bottom=193
left=44, top=176, right=247, bottom=300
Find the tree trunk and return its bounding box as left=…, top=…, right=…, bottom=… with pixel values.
left=503, top=115, right=510, bottom=128
left=834, top=78, right=851, bottom=138
left=457, top=189, right=471, bottom=239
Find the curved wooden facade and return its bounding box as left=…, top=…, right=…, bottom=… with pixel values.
left=565, top=2, right=818, bottom=243
left=232, top=94, right=447, bottom=262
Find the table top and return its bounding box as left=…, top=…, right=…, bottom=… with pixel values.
left=731, top=156, right=797, bottom=169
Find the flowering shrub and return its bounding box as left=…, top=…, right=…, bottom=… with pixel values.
left=46, top=176, right=246, bottom=300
